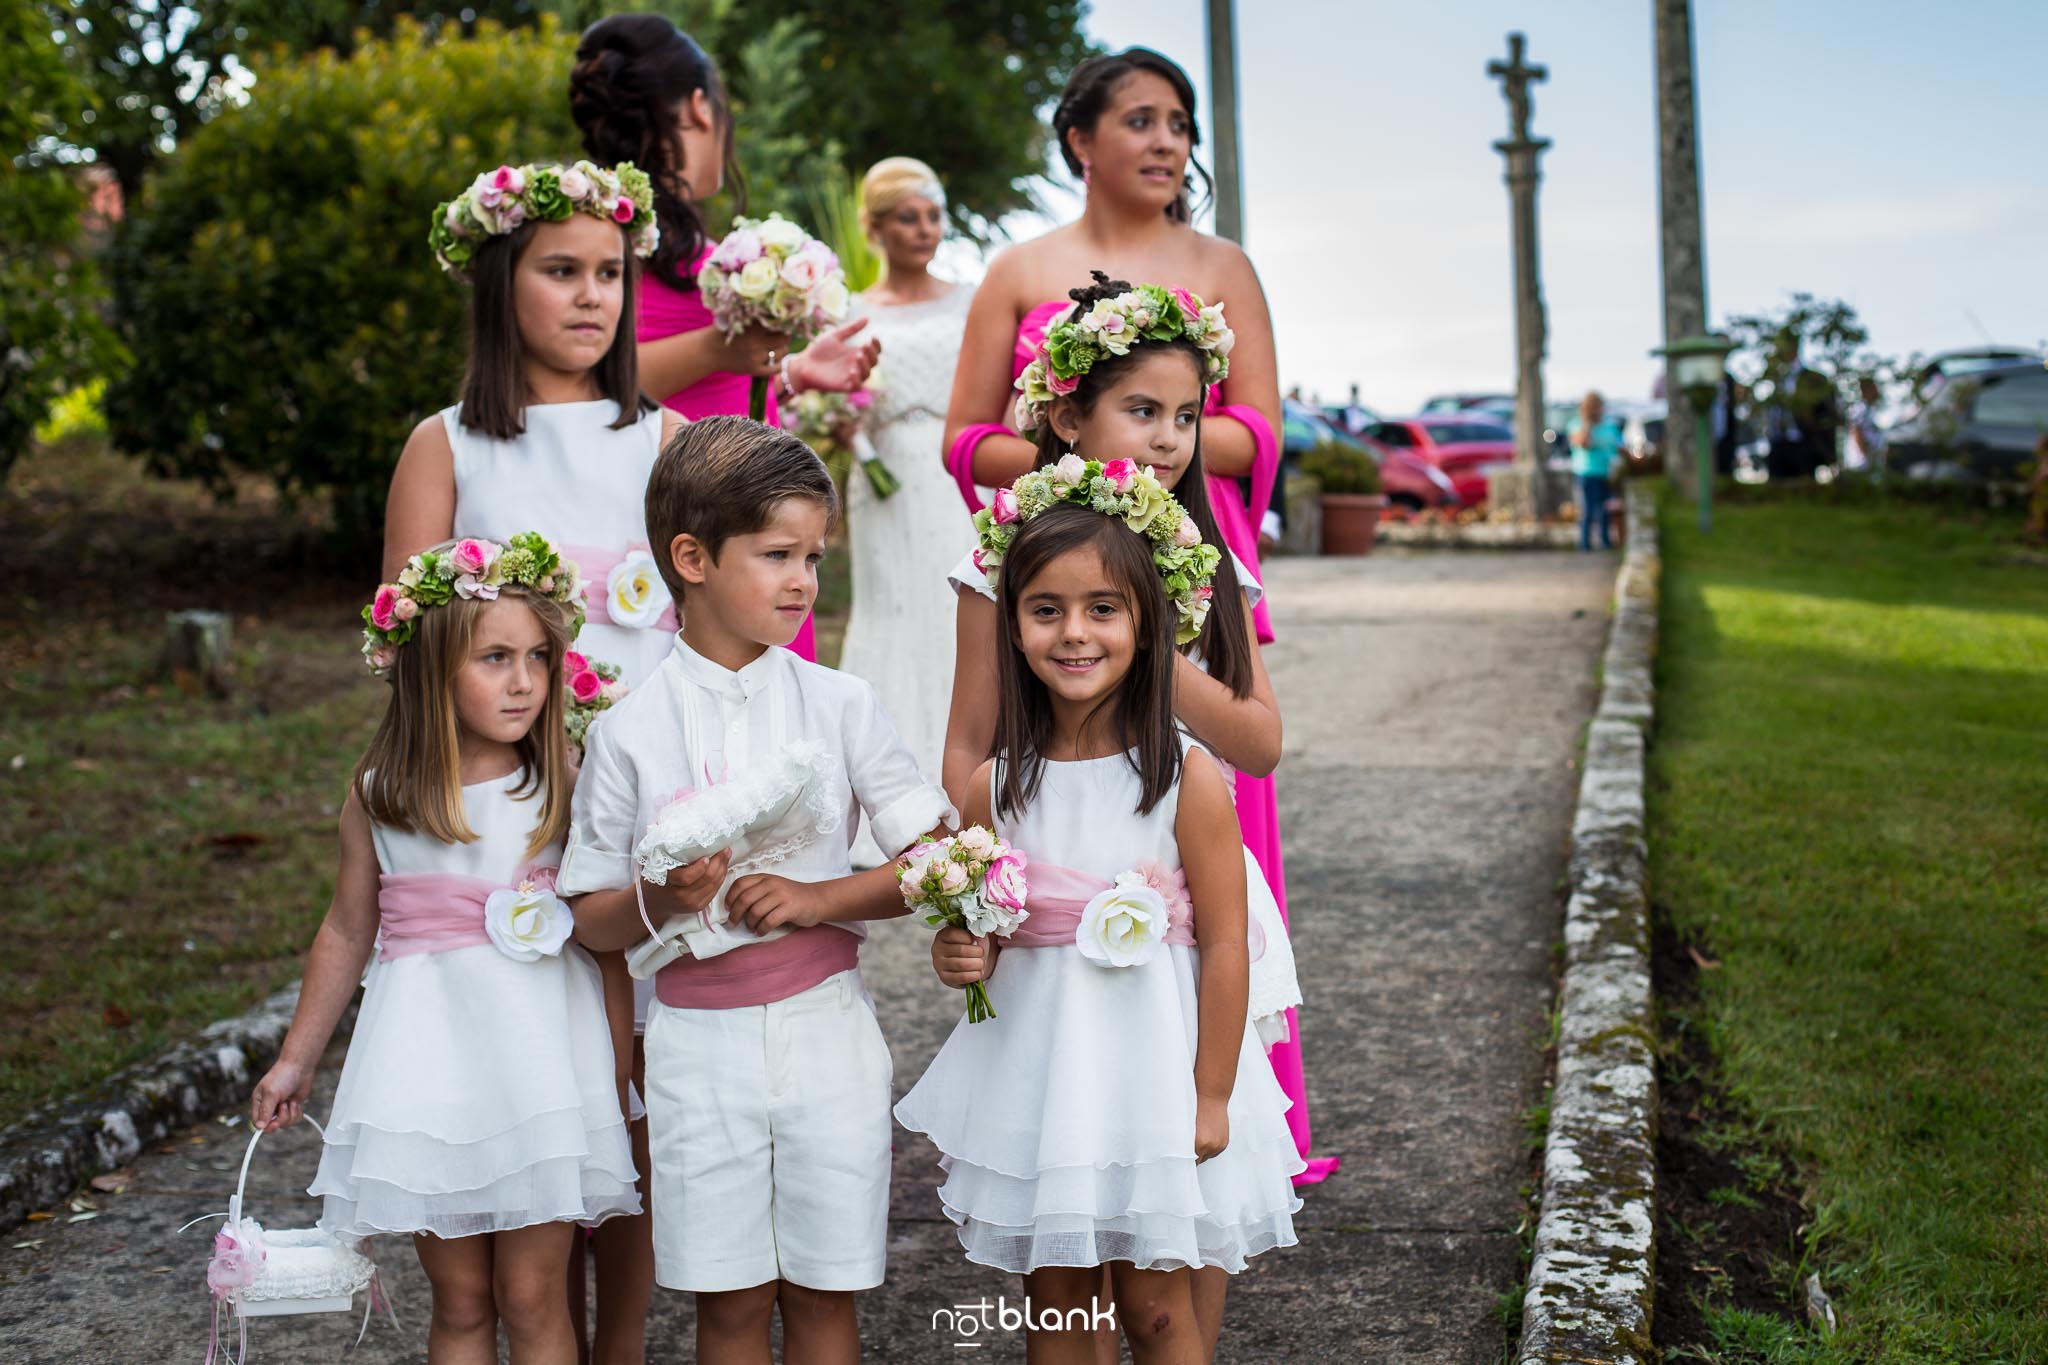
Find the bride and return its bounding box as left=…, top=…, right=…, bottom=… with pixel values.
left=837, top=157, right=977, bottom=792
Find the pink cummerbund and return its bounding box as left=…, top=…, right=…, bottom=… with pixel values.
left=655, top=924, right=859, bottom=1009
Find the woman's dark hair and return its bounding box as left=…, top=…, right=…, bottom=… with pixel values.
left=457, top=220, right=653, bottom=439
left=1032, top=272, right=1254, bottom=698
left=994, top=505, right=1182, bottom=819
left=1052, top=47, right=1213, bottom=224
left=569, top=14, right=742, bottom=292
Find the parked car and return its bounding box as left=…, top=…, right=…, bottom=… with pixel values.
left=1284, top=400, right=1459, bottom=516
left=1368, top=414, right=1516, bottom=506
left=1884, top=359, right=2048, bottom=480
left=1903, top=347, right=2045, bottom=412
left=1420, top=392, right=1517, bottom=424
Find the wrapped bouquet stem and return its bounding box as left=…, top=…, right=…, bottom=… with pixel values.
left=899, top=827, right=1029, bottom=1022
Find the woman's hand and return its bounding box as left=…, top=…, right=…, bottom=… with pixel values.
left=722, top=325, right=790, bottom=378
left=789, top=318, right=881, bottom=395
left=1194, top=1093, right=1230, bottom=1163
left=250, top=1058, right=316, bottom=1132
left=931, top=925, right=995, bottom=987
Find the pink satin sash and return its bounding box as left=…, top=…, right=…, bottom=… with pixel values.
left=562, top=541, right=679, bottom=632
left=377, top=866, right=557, bottom=961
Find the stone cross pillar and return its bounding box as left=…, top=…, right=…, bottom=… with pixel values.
left=1485, top=32, right=1561, bottom=522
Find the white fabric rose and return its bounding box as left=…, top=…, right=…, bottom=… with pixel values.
left=484, top=882, right=574, bottom=962
left=1075, top=879, right=1170, bottom=969
left=605, top=550, right=673, bottom=628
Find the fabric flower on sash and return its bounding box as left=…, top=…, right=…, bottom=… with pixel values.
left=482, top=871, right=573, bottom=962
left=604, top=550, right=673, bottom=629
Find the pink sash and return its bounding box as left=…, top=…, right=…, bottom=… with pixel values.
left=562, top=541, right=679, bottom=632
left=999, top=859, right=1268, bottom=957
left=377, top=866, right=557, bottom=961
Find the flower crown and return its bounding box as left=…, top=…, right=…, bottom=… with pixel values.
left=974, top=457, right=1222, bottom=645
left=429, top=160, right=658, bottom=280
left=1013, top=281, right=1235, bottom=431
left=362, top=533, right=584, bottom=676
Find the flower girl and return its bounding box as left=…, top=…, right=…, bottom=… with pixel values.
left=896, top=465, right=1301, bottom=1364
left=251, top=535, right=638, bottom=1361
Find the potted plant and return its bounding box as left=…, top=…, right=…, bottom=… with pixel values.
left=1299, top=440, right=1386, bottom=555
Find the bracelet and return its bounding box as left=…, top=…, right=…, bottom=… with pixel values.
left=777, top=352, right=800, bottom=401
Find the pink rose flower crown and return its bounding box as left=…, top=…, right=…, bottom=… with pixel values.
left=361, top=532, right=584, bottom=677
left=429, top=160, right=659, bottom=281
left=973, top=460, right=1222, bottom=646
left=1011, top=277, right=1235, bottom=432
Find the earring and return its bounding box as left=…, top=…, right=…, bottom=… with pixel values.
left=1080, top=159, right=1091, bottom=186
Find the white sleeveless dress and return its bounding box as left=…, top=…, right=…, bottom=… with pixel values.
left=445, top=397, right=673, bottom=689
left=894, top=752, right=1303, bottom=1273
left=312, top=773, right=640, bottom=1239
left=946, top=549, right=1303, bottom=1046
left=838, top=286, right=979, bottom=781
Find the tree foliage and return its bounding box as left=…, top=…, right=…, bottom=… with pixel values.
left=1724, top=292, right=1888, bottom=428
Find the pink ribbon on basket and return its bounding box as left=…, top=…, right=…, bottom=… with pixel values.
left=997, top=860, right=1264, bottom=959
left=946, top=423, right=1012, bottom=513
left=377, top=866, right=558, bottom=960
left=561, top=541, right=679, bottom=631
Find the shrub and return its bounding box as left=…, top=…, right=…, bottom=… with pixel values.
left=1299, top=439, right=1382, bottom=496
left=106, top=19, right=583, bottom=548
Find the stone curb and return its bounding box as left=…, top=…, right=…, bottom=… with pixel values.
left=0, top=983, right=316, bottom=1230
left=1515, top=483, right=1661, bottom=1362
left=1376, top=520, right=1584, bottom=550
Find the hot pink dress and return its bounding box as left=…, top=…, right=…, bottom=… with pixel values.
left=637, top=249, right=815, bottom=662
left=954, top=301, right=1335, bottom=1186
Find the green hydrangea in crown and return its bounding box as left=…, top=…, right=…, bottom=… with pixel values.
left=429, top=160, right=658, bottom=280
left=974, top=457, right=1223, bottom=646
left=1013, top=276, right=1235, bottom=431
left=362, top=533, right=584, bottom=676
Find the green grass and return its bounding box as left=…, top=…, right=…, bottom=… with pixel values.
left=1651, top=484, right=2048, bottom=1359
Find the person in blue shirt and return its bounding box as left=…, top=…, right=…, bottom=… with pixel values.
left=1566, top=390, right=1625, bottom=551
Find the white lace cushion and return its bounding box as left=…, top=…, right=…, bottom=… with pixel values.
left=237, top=1227, right=376, bottom=1304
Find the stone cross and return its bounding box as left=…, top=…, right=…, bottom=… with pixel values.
left=1484, top=31, right=1559, bottom=520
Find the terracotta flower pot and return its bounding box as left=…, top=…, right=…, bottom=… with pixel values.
left=1319, top=493, right=1386, bottom=555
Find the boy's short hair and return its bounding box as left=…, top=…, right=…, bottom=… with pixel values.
left=644, top=415, right=839, bottom=604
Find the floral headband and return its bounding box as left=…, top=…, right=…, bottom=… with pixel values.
left=1012, top=282, right=1235, bottom=431
left=362, top=533, right=584, bottom=676
left=974, top=457, right=1222, bottom=646
left=429, top=160, right=658, bottom=280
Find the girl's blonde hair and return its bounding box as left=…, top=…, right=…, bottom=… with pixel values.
left=860, top=156, right=945, bottom=239
left=352, top=572, right=574, bottom=861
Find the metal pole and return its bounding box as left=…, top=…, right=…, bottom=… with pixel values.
left=1206, top=0, right=1245, bottom=242
left=1695, top=405, right=1713, bottom=533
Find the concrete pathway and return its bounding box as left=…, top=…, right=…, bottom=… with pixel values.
left=0, top=549, right=1615, bottom=1363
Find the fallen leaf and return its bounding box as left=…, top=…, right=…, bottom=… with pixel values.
left=12, top=1241, right=44, bottom=1250
left=24, top=1212, right=52, bottom=1222
left=68, top=1197, right=95, bottom=1213
left=89, top=1171, right=132, bottom=1194
left=66, top=1212, right=98, bottom=1224
left=102, top=1005, right=132, bottom=1028
left=1688, top=944, right=1722, bottom=971
left=68, top=758, right=100, bottom=773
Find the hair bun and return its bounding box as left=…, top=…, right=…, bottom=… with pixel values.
left=1068, top=269, right=1131, bottom=309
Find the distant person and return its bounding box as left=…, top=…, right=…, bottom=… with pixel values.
left=1711, top=371, right=1740, bottom=476
left=1764, top=333, right=1837, bottom=479
left=1567, top=390, right=1624, bottom=552
left=1847, top=376, right=1885, bottom=473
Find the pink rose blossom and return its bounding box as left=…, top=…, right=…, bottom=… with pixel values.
left=1173, top=519, right=1201, bottom=548
left=451, top=538, right=496, bottom=575
left=370, top=585, right=400, bottom=630
left=1102, top=458, right=1138, bottom=491
left=1054, top=453, right=1088, bottom=485
left=392, top=595, right=420, bottom=621
left=558, top=167, right=592, bottom=201
left=370, top=645, right=398, bottom=671
left=1047, top=369, right=1081, bottom=396
left=1196, top=584, right=1215, bottom=601
left=491, top=165, right=525, bottom=195
left=938, top=860, right=971, bottom=894
left=984, top=849, right=1029, bottom=911
left=971, top=547, right=988, bottom=572
left=849, top=388, right=875, bottom=410
left=612, top=198, right=635, bottom=224
left=562, top=650, right=589, bottom=676
left=571, top=670, right=604, bottom=703
left=991, top=487, right=1020, bottom=525
left=600, top=679, right=625, bottom=702
left=1171, top=287, right=1202, bottom=325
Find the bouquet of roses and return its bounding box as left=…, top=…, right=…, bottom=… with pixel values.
left=696, top=213, right=851, bottom=420
left=784, top=384, right=899, bottom=500
left=899, top=827, right=1028, bottom=1023
left=562, top=651, right=625, bottom=753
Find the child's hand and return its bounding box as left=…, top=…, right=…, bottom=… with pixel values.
left=725, top=874, right=826, bottom=935
left=251, top=1058, right=315, bottom=1132
left=652, top=848, right=731, bottom=915
left=1194, top=1093, right=1230, bottom=1163
left=932, top=925, right=995, bottom=987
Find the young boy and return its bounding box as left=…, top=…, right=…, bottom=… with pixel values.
left=560, top=416, right=952, bottom=1361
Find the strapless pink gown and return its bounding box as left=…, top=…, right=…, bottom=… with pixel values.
left=1006, top=301, right=1335, bottom=1185
left=638, top=252, right=815, bottom=662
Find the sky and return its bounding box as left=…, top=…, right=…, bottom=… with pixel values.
left=960, top=0, right=2048, bottom=414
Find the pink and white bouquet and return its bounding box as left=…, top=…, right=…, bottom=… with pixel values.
left=784, top=384, right=899, bottom=499
left=899, top=826, right=1029, bottom=1023
left=562, top=650, right=625, bottom=753
left=696, top=213, right=851, bottom=419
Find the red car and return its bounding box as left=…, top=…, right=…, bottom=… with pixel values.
left=1369, top=415, right=1517, bottom=506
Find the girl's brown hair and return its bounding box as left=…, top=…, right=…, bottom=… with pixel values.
left=352, top=575, right=575, bottom=860
left=457, top=219, right=655, bottom=441
left=1032, top=272, right=1255, bottom=698
left=994, top=505, right=1182, bottom=819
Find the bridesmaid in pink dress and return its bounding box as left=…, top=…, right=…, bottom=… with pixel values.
left=571, top=14, right=879, bottom=665
left=940, top=49, right=1335, bottom=1191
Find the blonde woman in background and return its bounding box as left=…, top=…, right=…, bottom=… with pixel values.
left=838, top=158, right=978, bottom=801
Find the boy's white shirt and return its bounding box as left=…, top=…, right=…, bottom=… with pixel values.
left=560, top=633, right=956, bottom=945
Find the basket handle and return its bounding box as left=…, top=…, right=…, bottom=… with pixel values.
left=228, top=1115, right=325, bottom=1227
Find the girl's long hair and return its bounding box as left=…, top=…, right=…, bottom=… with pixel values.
left=458, top=219, right=654, bottom=439
left=994, top=506, right=1182, bottom=819
left=1030, top=272, right=1255, bottom=698
left=569, top=13, right=743, bottom=293
left=352, top=580, right=574, bottom=860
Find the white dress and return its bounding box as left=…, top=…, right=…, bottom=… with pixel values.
left=312, top=773, right=640, bottom=1239
left=446, top=397, right=674, bottom=689
left=837, top=286, right=979, bottom=784
left=946, top=547, right=1303, bottom=1046
left=894, top=753, right=1303, bottom=1273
